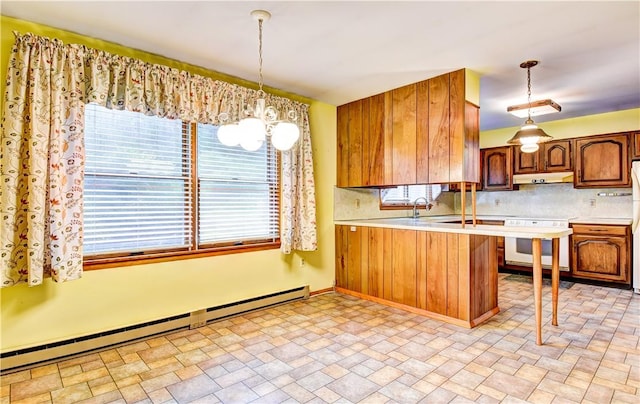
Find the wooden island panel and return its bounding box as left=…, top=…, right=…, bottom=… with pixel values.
left=335, top=225, right=500, bottom=328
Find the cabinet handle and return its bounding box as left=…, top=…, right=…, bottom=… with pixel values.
left=587, top=228, right=607, bottom=232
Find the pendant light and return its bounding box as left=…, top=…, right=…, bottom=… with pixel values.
left=217, top=10, right=300, bottom=151
left=507, top=60, right=553, bottom=153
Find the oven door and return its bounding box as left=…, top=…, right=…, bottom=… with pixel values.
left=504, top=236, right=569, bottom=271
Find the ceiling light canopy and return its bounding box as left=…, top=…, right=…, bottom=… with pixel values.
left=217, top=10, right=300, bottom=152
left=506, top=60, right=554, bottom=153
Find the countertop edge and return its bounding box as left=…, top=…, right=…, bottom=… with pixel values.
left=334, top=219, right=573, bottom=239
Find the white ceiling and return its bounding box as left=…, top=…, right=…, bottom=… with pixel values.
left=2, top=1, right=639, bottom=131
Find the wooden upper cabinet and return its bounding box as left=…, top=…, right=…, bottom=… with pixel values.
left=542, top=139, right=573, bottom=172
left=482, top=146, right=513, bottom=191
left=337, top=68, right=479, bottom=188
left=632, top=131, right=640, bottom=159
left=574, top=133, right=630, bottom=188
left=337, top=94, right=392, bottom=187
left=513, top=139, right=573, bottom=174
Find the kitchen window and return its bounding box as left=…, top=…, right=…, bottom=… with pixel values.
left=380, top=184, right=442, bottom=208
left=83, top=104, right=279, bottom=268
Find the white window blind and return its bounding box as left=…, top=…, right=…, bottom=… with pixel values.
left=84, top=104, right=192, bottom=255
left=381, top=184, right=442, bottom=206
left=197, top=124, right=279, bottom=246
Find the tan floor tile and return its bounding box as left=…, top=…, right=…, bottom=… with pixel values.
left=59, top=365, right=82, bottom=378
left=515, top=363, right=547, bottom=383
left=175, top=364, right=203, bottom=380
left=10, top=391, right=51, bottom=404
left=147, top=387, right=173, bottom=404
left=474, top=383, right=507, bottom=401
left=108, top=360, right=149, bottom=381
left=367, top=365, right=403, bottom=386
left=119, top=383, right=147, bottom=403
left=441, top=380, right=481, bottom=401
left=51, top=382, right=92, bottom=403
left=0, top=370, right=30, bottom=386
left=62, top=367, right=109, bottom=387
left=139, top=372, right=180, bottom=394
left=30, top=364, right=59, bottom=379
left=0, top=384, right=9, bottom=398
left=90, top=380, right=118, bottom=396
left=111, top=372, right=141, bottom=390
left=98, top=349, right=122, bottom=365
left=527, top=388, right=556, bottom=404
left=10, top=373, right=62, bottom=402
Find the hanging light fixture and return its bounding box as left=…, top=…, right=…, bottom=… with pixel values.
left=506, top=60, right=554, bottom=153
left=217, top=10, right=300, bottom=152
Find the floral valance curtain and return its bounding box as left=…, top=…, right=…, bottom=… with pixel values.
left=1, top=32, right=316, bottom=287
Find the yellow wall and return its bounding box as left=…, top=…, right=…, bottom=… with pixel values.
left=0, top=16, right=337, bottom=351
left=480, top=108, right=640, bottom=148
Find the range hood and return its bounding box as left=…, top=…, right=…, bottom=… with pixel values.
left=513, top=171, right=574, bottom=184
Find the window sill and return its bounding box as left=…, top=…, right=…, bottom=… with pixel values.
left=83, top=242, right=281, bottom=271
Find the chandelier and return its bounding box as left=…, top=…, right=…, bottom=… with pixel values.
left=217, top=10, right=300, bottom=152
left=506, top=60, right=554, bottom=153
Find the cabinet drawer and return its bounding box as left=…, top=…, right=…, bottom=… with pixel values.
left=571, top=224, right=628, bottom=236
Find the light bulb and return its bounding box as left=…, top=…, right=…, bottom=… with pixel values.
left=520, top=136, right=540, bottom=145
left=271, top=122, right=300, bottom=151
left=217, top=124, right=240, bottom=146
left=239, top=117, right=266, bottom=142
left=520, top=143, right=539, bottom=153
left=240, top=138, right=264, bottom=152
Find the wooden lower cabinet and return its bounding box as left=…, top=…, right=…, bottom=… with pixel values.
left=335, top=225, right=499, bottom=327
left=570, top=224, right=631, bottom=284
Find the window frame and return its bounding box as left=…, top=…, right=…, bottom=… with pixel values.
left=379, top=184, right=443, bottom=210
left=83, top=116, right=281, bottom=271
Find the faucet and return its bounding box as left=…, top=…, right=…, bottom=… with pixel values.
left=412, top=197, right=433, bottom=218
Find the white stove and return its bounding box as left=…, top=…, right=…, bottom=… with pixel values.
left=503, top=218, right=571, bottom=271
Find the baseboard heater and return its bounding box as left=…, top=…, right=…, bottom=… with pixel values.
left=0, top=285, right=309, bottom=373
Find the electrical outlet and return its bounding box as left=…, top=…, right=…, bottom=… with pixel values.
left=300, top=258, right=305, bottom=267
left=495, top=199, right=501, bottom=207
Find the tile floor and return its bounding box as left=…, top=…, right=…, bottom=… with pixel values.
left=1, top=274, right=639, bottom=403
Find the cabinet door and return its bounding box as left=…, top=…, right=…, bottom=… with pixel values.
left=542, top=139, right=573, bottom=172
left=482, top=146, right=513, bottom=191
left=575, top=134, right=630, bottom=188
left=428, top=74, right=450, bottom=183
left=335, top=225, right=367, bottom=292
left=513, top=147, right=540, bottom=174
left=336, top=100, right=364, bottom=187
left=572, top=235, right=629, bottom=283
left=392, top=84, right=417, bottom=185
left=363, top=93, right=391, bottom=186
left=632, top=131, right=640, bottom=159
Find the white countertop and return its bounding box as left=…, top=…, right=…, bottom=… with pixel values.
left=570, top=217, right=632, bottom=225
left=334, top=218, right=573, bottom=239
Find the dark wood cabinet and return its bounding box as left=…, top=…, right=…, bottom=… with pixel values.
left=571, top=224, right=631, bottom=285
left=482, top=146, right=513, bottom=191
left=513, top=139, right=573, bottom=174
left=632, top=131, right=640, bottom=159
left=574, top=133, right=630, bottom=188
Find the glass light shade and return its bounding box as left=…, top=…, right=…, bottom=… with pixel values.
left=271, top=122, right=300, bottom=151
left=240, top=138, right=264, bottom=151
left=238, top=117, right=266, bottom=142
left=520, top=143, right=540, bottom=153
left=506, top=118, right=553, bottom=148
left=217, top=124, right=240, bottom=146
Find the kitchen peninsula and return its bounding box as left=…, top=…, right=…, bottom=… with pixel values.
left=334, top=218, right=572, bottom=345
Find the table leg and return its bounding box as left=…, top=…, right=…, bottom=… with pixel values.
left=532, top=238, right=543, bottom=345
left=551, top=237, right=559, bottom=326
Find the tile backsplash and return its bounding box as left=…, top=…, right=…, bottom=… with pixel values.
left=458, top=183, right=633, bottom=219
left=334, top=183, right=632, bottom=221
left=334, top=187, right=455, bottom=220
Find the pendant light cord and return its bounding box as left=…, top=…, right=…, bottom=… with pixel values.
left=257, top=18, right=264, bottom=95
left=526, top=65, right=532, bottom=121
